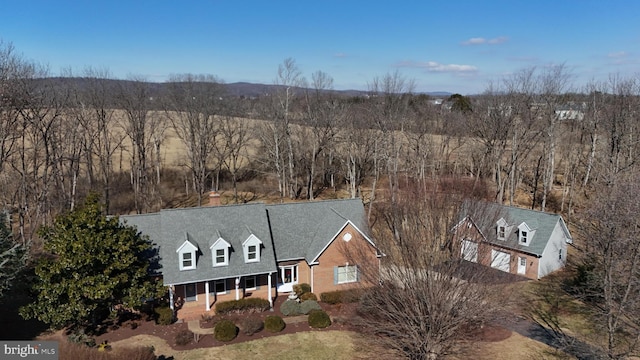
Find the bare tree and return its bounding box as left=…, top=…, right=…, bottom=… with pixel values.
left=74, top=68, right=124, bottom=213
left=163, top=74, right=224, bottom=205
left=117, top=76, right=165, bottom=213
left=299, top=71, right=340, bottom=199
left=217, top=113, right=253, bottom=203
left=350, top=184, right=508, bottom=359
left=368, top=71, right=415, bottom=204
left=573, top=172, right=640, bottom=358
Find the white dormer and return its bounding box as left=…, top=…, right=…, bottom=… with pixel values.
left=517, top=222, right=534, bottom=246
left=242, top=234, right=262, bottom=263
left=210, top=237, right=231, bottom=267
left=496, top=218, right=509, bottom=240
left=176, top=238, right=198, bottom=271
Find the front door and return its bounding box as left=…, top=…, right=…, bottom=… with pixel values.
left=277, top=264, right=298, bottom=292
left=185, top=283, right=197, bottom=302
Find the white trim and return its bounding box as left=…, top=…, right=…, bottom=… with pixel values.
left=517, top=222, right=534, bottom=246
left=310, top=220, right=377, bottom=263
left=179, top=251, right=196, bottom=270
left=177, top=239, right=198, bottom=271
left=242, top=234, right=262, bottom=263
left=210, top=237, right=231, bottom=267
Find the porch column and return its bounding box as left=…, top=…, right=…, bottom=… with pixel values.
left=205, top=281, right=210, bottom=311
left=235, top=277, right=240, bottom=300
left=169, top=285, right=175, bottom=311
left=310, top=266, right=314, bottom=293
left=267, top=272, right=273, bottom=309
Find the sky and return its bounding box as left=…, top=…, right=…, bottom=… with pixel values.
left=1, top=0, right=638, bottom=94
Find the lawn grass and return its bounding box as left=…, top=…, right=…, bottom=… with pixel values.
left=111, top=331, right=366, bottom=360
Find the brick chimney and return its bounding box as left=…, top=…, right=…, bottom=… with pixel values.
left=208, top=190, right=221, bottom=206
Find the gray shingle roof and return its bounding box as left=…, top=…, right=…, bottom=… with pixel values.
left=464, top=202, right=569, bottom=256
left=266, top=198, right=371, bottom=263
left=121, top=198, right=371, bottom=285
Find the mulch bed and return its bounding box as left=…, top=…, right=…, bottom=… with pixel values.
left=94, top=296, right=361, bottom=351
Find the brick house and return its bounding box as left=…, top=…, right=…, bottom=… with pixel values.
left=121, top=197, right=379, bottom=320
left=451, top=202, right=573, bottom=280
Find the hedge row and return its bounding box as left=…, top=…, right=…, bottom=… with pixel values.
left=215, top=298, right=271, bottom=314
left=320, top=288, right=362, bottom=305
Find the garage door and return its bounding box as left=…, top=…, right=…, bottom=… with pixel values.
left=461, top=239, right=478, bottom=263
left=491, top=250, right=511, bottom=272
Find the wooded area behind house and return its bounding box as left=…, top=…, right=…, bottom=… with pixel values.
left=3, top=47, right=639, bottom=248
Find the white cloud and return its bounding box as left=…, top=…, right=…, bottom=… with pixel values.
left=333, top=52, right=347, bottom=58
left=396, top=61, right=477, bottom=74
left=462, top=36, right=508, bottom=45
left=608, top=51, right=628, bottom=58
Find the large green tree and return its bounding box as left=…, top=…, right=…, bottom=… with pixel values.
left=0, top=215, right=26, bottom=299
left=21, top=196, right=160, bottom=329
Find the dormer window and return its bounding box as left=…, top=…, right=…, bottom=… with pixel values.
left=247, top=245, right=257, bottom=260
left=182, top=252, right=193, bottom=268
left=177, top=238, right=198, bottom=271
left=210, top=237, right=231, bottom=267
left=496, top=218, right=508, bottom=240
left=243, top=234, right=262, bottom=263
left=517, top=222, right=534, bottom=246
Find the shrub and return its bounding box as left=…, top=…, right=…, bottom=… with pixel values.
left=293, top=283, right=311, bottom=296
left=214, top=319, right=238, bottom=342
left=154, top=306, right=173, bottom=325
left=215, top=298, right=271, bottom=314
left=241, top=317, right=264, bottom=336
left=320, top=289, right=362, bottom=305
left=264, top=315, right=286, bottom=333
left=174, top=329, right=193, bottom=346
left=299, top=292, right=317, bottom=302
left=97, top=341, right=112, bottom=352
left=308, top=309, right=331, bottom=328
left=300, top=299, right=322, bottom=315
left=280, top=299, right=302, bottom=316
left=59, top=342, right=157, bottom=360
left=68, top=329, right=96, bottom=347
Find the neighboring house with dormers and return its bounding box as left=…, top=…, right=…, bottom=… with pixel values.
left=452, top=202, right=572, bottom=280
left=121, top=196, right=379, bottom=320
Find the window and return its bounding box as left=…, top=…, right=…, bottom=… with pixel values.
left=247, top=245, right=257, bottom=261
left=215, top=249, right=225, bottom=265
left=245, top=276, right=257, bottom=290
left=182, top=252, right=193, bottom=268
left=559, top=249, right=562, bottom=260
left=520, top=230, right=528, bottom=244
left=210, top=280, right=226, bottom=295
left=520, top=257, right=526, bottom=266
left=496, top=218, right=508, bottom=240
left=336, top=265, right=358, bottom=284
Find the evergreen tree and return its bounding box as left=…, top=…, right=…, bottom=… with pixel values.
left=21, top=195, right=160, bottom=329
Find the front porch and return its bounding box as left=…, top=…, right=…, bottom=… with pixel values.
left=171, top=272, right=298, bottom=321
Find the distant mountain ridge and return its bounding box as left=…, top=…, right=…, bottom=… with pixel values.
left=32, top=77, right=452, bottom=99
